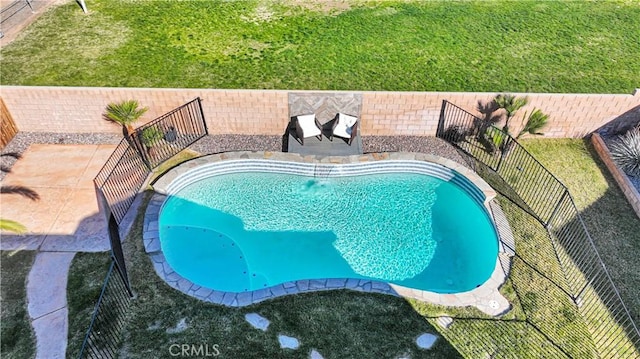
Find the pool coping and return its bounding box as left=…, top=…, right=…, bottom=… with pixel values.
left=144, top=151, right=512, bottom=316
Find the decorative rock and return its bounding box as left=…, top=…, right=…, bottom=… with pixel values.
left=245, top=313, right=270, bottom=331
left=416, top=333, right=438, bottom=349
left=278, top=335, right=300, bottom=349
left=166, top=318, right=188, bottom=334
left=436, top=316, right=453, bottom=329
left=310, top=349, right=324, bottom=359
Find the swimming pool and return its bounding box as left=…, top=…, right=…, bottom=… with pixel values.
left=158, top=159, right=499, bottom=295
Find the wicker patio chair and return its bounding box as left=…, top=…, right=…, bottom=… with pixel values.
left=294, top=114, right=323, bottom=145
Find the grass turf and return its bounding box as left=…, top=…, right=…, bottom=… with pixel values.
left=66, top=252, right=113, bottom=359
left=521, top=138, right=640, bottom=326
left=1, top=0, right=639, bottom=93
left=0, top=250, right=36, bottom=359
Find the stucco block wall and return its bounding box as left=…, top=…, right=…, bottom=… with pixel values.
left=0, top=87, right=290, bottom=135
left=360, top=91, right=640, bottom=137
left=1, top=86, right=638, bottom=137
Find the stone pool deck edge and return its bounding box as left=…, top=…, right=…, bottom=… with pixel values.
left=144, top=151, right=511, bottom=316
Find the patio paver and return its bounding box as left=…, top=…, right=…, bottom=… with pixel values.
left=27, top=252, right=75, bottom=359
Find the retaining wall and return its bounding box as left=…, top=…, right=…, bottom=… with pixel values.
left=1, top=86, right=638, bottom=137
left=591, top=133, right=640, bottom=219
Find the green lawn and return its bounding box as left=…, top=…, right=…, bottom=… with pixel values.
left=66, top=252, right=113, bottom=359
left=522, top=139, right=640, bottom=326
left=1, top=0, right=639, bottom=93
left=0, top=250, right=36, bottom=359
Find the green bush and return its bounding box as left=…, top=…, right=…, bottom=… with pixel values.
left=140, top=126, right=163, bottom=147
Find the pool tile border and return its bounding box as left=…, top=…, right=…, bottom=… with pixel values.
left=144, top=151, right=511, bottom=316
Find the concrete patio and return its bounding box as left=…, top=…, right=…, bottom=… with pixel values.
left=1, top=143, right=115, bottom=252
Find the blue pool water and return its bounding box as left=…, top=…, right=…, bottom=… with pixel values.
left=159, top=171, right=499, bottom=294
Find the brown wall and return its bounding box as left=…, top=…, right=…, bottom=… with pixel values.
left=1, top=86, right=638, bottom=137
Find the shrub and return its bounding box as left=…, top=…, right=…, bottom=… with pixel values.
left=442, top=125, right=468, bottom=143
left=609, top=128, right=640, bottom=177
left=140, top=126, right=163, bottom=147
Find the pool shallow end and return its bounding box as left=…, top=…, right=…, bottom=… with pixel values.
left=145, top=151, right=511, bottom=316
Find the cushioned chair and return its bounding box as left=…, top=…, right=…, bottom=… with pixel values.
left=330, top=113, right=359, bottom=146
left=294, top=114, right=323, bottom=145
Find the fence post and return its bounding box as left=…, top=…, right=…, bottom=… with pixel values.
left=196, top=97, right=208, bottom=134
left=495, top=138, right=506, bottom=173
left=436, top=100, right=448, bottom=139
left=108, top=214, right=134, bottom=297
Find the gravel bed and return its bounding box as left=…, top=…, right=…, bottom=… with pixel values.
left=193, top=135, right=467, bottom=164
left=189, top=135, right=285, bottom=154
left=362, top=136, right=467, bottom=164
left=1, top=132, right=121, bottom=181
left=1, top=132, right=468, bottom=181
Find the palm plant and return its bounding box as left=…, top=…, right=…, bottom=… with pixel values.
left=494, top=94, right=529, bottom=135
left=517, top=109, right=549, bottom=139
left=103, top=100, right=148, bottom=137
left=476, top=99, right=503, bottom=153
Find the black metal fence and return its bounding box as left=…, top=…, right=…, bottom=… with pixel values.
left=80, top=98, right=208, bottom=359
left=132, top=97, right=207, bottom=169
left=94, top=138, right=149, bottom=224
left=77, top=261, right=132, bottom=359
left=437, top=100, right=640, bottom=358
left=94, top=97, right=207, bottom=225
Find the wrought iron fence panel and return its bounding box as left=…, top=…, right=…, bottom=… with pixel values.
left=133, top=97, right=207, bottom=169
left=77, top=261, right=132, bottom=359
left=437, top=100, right=640, bottom=358
left=94, top=139, right=149, bottom=224
left=94, top=98, right=207, bottom=224
left=439, top=101, right=502, bottom=170
left=494, top=140, right=568, bottom=224
left=547, top=194, right=640, bottom=358
left=85, top=98, right=208, bottom=358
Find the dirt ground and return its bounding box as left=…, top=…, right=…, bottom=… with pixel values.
left=0, top=0, right=69, bottom=48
